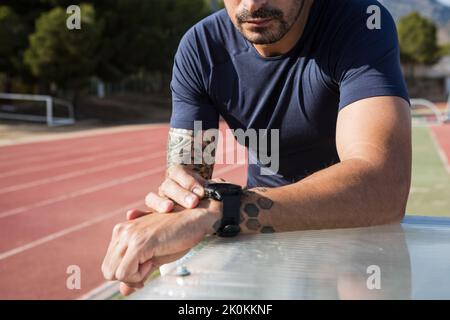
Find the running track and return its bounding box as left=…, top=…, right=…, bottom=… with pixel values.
left=0, top=123, right=247, bottom=299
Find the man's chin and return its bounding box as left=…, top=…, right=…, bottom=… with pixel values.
left=239, top=26, right=285, bottom=45
left=243, top=33, right=281, bottom=45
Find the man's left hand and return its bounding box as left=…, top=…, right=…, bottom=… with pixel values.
left=101, top=200, right=221, bottom=292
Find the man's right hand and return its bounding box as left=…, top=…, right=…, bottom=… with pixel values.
left=145, top=165, right=206, bottom=213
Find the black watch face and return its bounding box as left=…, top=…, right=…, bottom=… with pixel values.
left=205, top=183, right=242, bottom=200
left=205, top=183, right=242, bottom=195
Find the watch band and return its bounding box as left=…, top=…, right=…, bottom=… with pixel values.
left=217, top=194, right=241, bottom=237
left=204, top=182, right=242, bottom=237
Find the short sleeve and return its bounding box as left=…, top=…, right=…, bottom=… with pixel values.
left=335, top=4, right=410, bottom=110
left=170, top=28, right=219, bottom=130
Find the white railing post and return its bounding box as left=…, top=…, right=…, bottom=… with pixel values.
left=46, top=97, right=53, bottom=126
left=446, top=94, right=450, bottom=122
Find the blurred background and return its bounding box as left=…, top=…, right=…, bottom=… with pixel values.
left=0, top=0, right=218, bottom=125
left=0, top=0, right=449, bottom=299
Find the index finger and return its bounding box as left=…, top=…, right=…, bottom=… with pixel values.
left=119, top=262, right=157, bottom=296
left=167, top=166, right=206, bottom=197
left=115, top=247, right=153, bottom=284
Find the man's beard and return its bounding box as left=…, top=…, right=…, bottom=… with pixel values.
left=235, top=0, right=305, bottom=45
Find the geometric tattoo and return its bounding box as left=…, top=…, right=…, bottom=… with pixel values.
left=240, top=189, right=276, bottom=234
left=256, top=196, right=273, bottom=210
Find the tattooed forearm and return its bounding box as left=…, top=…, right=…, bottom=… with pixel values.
left=167, top=128, right=217, bottom=180
left=206, top=188, right=278, bottom=233
left=238, top=188, right=276, bottom=234
left=208, top=187, right=276, bottom=235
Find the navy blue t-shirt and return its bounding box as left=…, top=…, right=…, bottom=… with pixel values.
left=170, top=0, right=409, bottom=188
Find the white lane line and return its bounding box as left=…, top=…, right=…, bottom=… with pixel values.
left=79, top=166, right=246, bottom=301
left=0, top=123, right=168, bottom=148
left=0, top=147, right=246, bottom=219
left=0, top=136, right=159, bottom=169
left=0, top=122, right=168, bottom=166
left=0, top=166, right=166, bottom=219
left=0, top=144, right=154, bottom=178
left=77, top=281, right=120, bottom=300
left=0, top=163, right=245, bottom=261
left=0, top=135, right=144, bottom=162
left=0, top=201, right=142, bottom=261
left=0, top=151, right=165, bottom=194
left=429, top=127, right=450, bottom=174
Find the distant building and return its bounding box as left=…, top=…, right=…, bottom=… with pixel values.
left=406, top=56, right=450, bottom=101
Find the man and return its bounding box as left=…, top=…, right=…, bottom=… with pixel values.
left=102, top=0, right=411, bottom=296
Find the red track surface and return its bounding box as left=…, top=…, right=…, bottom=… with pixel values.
left=0, top=123, right=247, bottom=299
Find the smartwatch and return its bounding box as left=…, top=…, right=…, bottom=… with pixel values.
left=204, top=182, right=242, bottom=237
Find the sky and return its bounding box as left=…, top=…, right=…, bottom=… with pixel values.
left=438, top=0, right=450, bottom=6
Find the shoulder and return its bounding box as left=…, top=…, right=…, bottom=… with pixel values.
left=317, top=0, right=399, bottom=63
left=330, top=0, right=396, bottom=36
left=177, top=9, right=245, bottom=65
left=318, top=0, right=395, bottom=33
left=311, top=0, right=398, bottom=62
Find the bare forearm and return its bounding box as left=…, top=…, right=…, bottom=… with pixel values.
left=236, top=159, right=410, bottom=234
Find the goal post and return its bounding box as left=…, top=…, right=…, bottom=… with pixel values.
left=445, top=93, right=450, bottom=123
left=0, top=93, right=75, bottom=127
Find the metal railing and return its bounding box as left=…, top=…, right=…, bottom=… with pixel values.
left=445, top=94, right=450, bottom=122
left=410, top=98, right=446, bottom=125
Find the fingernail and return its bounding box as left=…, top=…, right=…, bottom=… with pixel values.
left=192, top=186, right=203, bottom=196
left=163, top=201, right=172, bottom=210
left=185, top=194, right=196, bottom=206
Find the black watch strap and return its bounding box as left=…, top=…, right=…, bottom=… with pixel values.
left=216, top=194, right=241, bottom=237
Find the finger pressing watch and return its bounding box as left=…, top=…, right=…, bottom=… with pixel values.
left=204, top=182, right=243, bottom=237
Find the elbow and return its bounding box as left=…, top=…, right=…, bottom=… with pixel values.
left=378, top=169, right=411, bottom=225
left=385, top=205, right=407, bottom=225
left=374, top=192, right=408, bottom=226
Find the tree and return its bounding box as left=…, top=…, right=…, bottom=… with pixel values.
left=6, top=0, right=212, bottom=97
left=94, top=0, right=210, bottom=82
left=0, top=6, right=27, bottom=91
left=439, top=43, right=450, bottom=57
left=397, top=12, right=440, bottom=76
left=24, top=3, right=103, bottom=92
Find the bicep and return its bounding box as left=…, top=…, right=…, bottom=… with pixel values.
left=336, top=96, right=411, bottom=169
left=170, top=30, right=219, bottom=131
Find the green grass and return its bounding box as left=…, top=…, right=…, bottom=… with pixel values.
left=407, top=127, right=450, bottom=217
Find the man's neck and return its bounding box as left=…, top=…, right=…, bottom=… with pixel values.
left=253, top=0, right=314, bottom=58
